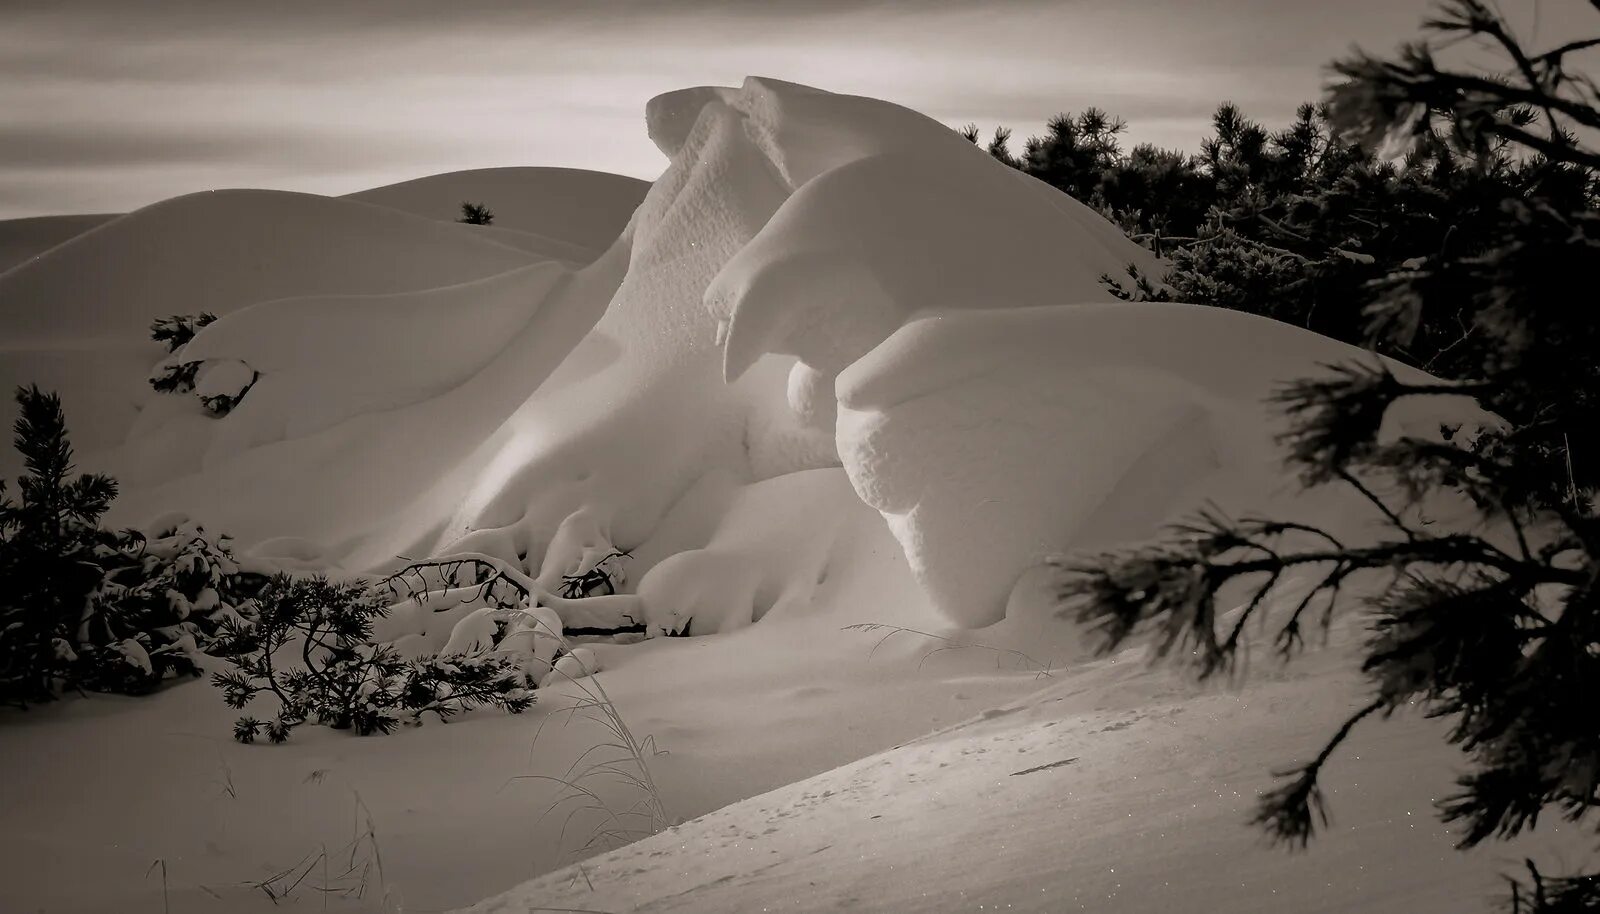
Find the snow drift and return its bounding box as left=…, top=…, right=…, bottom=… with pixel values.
left=0, top=212, right=117, bottom=275
left=347, top=166, right=650, bottom=257
left=0, top=189, right=541, bottom=343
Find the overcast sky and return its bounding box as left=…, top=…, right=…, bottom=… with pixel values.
left=0, top=0, right=1589, bottom=217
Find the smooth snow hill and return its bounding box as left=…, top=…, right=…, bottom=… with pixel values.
left=0, top=168, right=646, bottom=484
left=0, top=167, right=649, bottom=277
left=0, top=188, right=540, bottom=481
left=0, top=212, right=118, bottom=275
left=0, top=188, right=541, bottom=343
left=346, top=166, right=651, bottom=255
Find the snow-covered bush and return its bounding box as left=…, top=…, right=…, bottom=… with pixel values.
left=213, top=574, right=535, bottom=743
left=150, top=312, right=218, bottom=353
left=0, top=386, right=256, bottom=704
left=148, top=313, right=260, bottom=415
left=149, top=313, right=218, bottom=395
left=81, top=520, right=256, bottom=693
left=193, top=359, right=259, bottom=416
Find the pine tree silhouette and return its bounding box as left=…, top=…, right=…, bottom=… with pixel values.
left=0, top=386, right=117, bottom=704
left=458, top=201, right=494, bottom=225
left=1062, top=3, right=1600, bottom=906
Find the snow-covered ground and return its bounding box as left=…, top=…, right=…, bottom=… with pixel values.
left=0, top=78, right=1572, bottom=913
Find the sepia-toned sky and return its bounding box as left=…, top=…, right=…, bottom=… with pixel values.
left=0, top=0, right=1589, bottom=217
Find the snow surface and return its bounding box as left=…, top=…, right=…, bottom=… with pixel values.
left=0, top=212, right=117, bottom=274
left=346, top=166, right=650, bottom=257
left=0, top=189, right=539, bottom=344
left=833, top=302, right=1479, bottom=628
left=0, top=188, right=540, bottom=482
left=0, top=77, right=1572, bottom=914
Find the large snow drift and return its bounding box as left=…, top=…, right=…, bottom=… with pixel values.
left=834, top=303, right=1479, bottom=627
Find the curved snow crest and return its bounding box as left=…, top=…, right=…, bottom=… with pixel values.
left=412, top=79, right=843, bottom=574
left=155, top=261, right=571, bottom=455
left=0, top=188, right=540, bottom=344
left=346, top=166, right=650, bottom=258
left=835, top=302, right=1494, bottom=628
left=653, top=78, right=1157, bottom=430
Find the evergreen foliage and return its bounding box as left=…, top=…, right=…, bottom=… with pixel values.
left=150, top=313, right=218, bottom=353
left=213, top=574, right=535, bottom=743
left=458, top=201, right=495, bottom=225
left=974, top=6, right=1596, bottom=379
left=1051, top=2, right=1600, bottom=905
left=0, top=387, right=254, bottom=705
left=148, top=315, right=260, bottom=415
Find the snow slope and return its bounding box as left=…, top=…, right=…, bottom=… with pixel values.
left=0, top=212, right=117, bottom=275
left=466, top=620, right=1572, bottom=914
left=1, top=76, right=1562, bottom=914
left=0, top=190, right=545, bottom=480
left=0, top=168, right=648, bottom=484
left=0, top=189, right=540, bottom=343
left=347, top=166, right=650, bottom=257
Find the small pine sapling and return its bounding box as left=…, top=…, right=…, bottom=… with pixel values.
left=458, top=202, right=494, bottom=225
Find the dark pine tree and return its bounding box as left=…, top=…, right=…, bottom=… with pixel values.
left=1058, top=2, right=1600, bottom=908
left=0, top=386, right=118, bottom=705
left=458, top=201, right=495, bottom=225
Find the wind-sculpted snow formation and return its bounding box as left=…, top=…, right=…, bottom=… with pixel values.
left=75, top=76, right=1478, bottom=641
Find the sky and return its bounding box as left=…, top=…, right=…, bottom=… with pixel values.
left=1, top=0, right=1591, bottom=218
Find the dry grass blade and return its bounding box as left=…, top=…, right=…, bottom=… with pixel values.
left=844, top=622, right=1055, bottom=678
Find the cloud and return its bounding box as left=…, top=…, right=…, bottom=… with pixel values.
left=7, top=0, right=1588, bottom=217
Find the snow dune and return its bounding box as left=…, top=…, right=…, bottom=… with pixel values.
left=0, top=189, right=541, bottom=343
left=0, top=212, right=117, bottom=275
left=0, top=187, right=542, bottom=481
left=346, top=166, right=650, bottom=257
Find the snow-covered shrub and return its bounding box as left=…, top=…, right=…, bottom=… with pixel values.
left=0, top=387, right=255, bottom=704
left=150, top=312, right=218, bottom=353
left=148, top=314, right=260, bottom=415
left=557, top=550, right=629, bottom=599
left=80, top=520, right=256, bottom=693
left=193, top=359, right=259, bottom=416
left=149, top=313, right=218, bottom=395
left=214, top=574, right=535, bottom=743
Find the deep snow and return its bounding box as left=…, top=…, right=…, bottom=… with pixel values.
left=0, top=77, right=1574, bottom=914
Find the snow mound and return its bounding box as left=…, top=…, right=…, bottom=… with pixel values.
left=637, top=468, right=862, bottom=637
left=151, top=260, right=570, bottom=453
left=106, top=241, right=628, bottom=548
left=696, top=79, right=1156, bottom=429
left=0, top=212, right=117, bottom=275
left=835, top=302, right=1481, bottom=628
left=346, top=167, right=649, bottom=255
left=0, top=188, right=539, bottom=344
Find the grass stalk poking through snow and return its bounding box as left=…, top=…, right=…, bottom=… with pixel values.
left=379, top=555, right=670, bottom=863
left=509, top=614, right=672, bottom=864
left=844, top=623, right=1055, bottom=678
